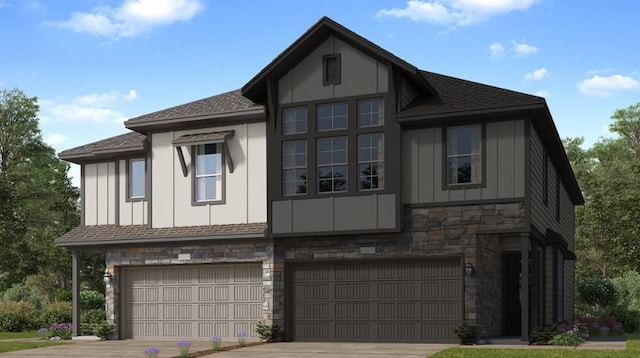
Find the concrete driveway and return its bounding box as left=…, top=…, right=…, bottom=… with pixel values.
left=0, top=340, right=454, bottom=358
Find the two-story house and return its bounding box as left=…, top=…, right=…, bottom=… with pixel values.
left=57, top=17, right=582, bottom=343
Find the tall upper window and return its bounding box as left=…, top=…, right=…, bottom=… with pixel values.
left=358, top=98, right=384, bottom=127
left=194, top=143, right=222, bottom=202
left=446, top=125, right=482, bottom=185
left=282, top=106, right=307, bottom=135
left=317, top=136, right=347, bottom=193
left=317, top=102, right=347, bottom=131
left=128, top=158, right=145, bottom=200
left=282, top=140, right=307, bottom=195
left=358, top=133, right=384, bottom=190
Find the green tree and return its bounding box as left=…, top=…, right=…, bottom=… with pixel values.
left=0, top=88, right=83, bottom=293
left=569, top=102, right=640, bottom=279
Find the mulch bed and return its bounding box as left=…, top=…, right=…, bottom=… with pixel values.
left=171, top=341, right=266, bottom=358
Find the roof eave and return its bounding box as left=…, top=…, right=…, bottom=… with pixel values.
left=125, top=108, right=265, bottom=133
left=59, top=145, right=146, bottom=164
left=55, top=231, right=267, bottom=248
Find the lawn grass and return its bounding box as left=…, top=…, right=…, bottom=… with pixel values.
left=0, top=331, right=40, bottom=339
left=431, top=333, right=640, bottom=358
left=0, top=341, right=67, bottom=353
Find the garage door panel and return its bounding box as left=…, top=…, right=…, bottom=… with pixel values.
left=290, top=259, right=462, bottom=342
left=123, top=263, right=262, bottom=340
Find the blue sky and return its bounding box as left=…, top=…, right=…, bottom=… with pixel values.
left=1, top=0, right=639, bottom=187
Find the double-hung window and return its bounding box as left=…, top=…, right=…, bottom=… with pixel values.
left=282, top=140, right=307, bottom=195
left=317, top=136, right=348, bottom=192
left=194, top=143, right=222, bottom=202
left=446, top=125, right=482, bottom=185
left=128, top=158, right=145, bottom=200
left=358, top=133, right=384, bottom=190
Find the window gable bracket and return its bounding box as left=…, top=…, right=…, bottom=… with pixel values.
left=172, top=130, right=235, bottom=177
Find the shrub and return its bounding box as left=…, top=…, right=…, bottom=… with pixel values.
left=47, top=322, right=72, bottom=340
left=453, top=323, right=481, bottom=345
left=255, top=321, right=282, bottom=342
left=94, top=322, right=114, bottom=340
left=39, top=302, right=72, bottom=328
left=548, top=331, right=584, bottom=346
left=80, top=290, right=105, bottom=311
left=606, top=305, right=640, bottom=333
left=80, top=309, right=106, bottom=335
left=577, top=278, right=619, bottom=309
left=0, top=301, right=36, bottom=332
left=55, top=290, right=72, bottom=302
left=3, top=283, right=45, bottom=310
left=613, top=270, right=640, bottom=312
left=530, top=323, right=560, bottom=345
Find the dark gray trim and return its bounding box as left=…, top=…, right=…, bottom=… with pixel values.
left=405, top=197, right=525, bottom=208
left=322, top=53, right=341, bottom=86
left=80, top=166, right=85, bottom=226
left=441, top=123, right=486, bottom=190
left=176, top=146, right=188, bottom=177
left=523, top=119, right=532, bottom=232
left=147, top=136, right=153, bottom=228
left=476, top=227, right=529, bottom=235
left=125, top=158, right=146, bottom=202
left=125, top=109, right=265, bottom=133
left=114, top=160, right=120, bottom=226
left=61, top=147, right=146, bottom=165
left=272, top=226, right=400, bottom=239
left=555, top=172, right=560, bottom=222
left=543, top=148, right=549, bottom=206
left=191, top=143, right=226, bottom=206
left=57, top=232, right=267, bottom=248
left=520, top=233, right=530, bottom=341
left=71, top=250, right=80, bottom=337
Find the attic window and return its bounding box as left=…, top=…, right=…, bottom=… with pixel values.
left=323, top=54, right=341, bottom=86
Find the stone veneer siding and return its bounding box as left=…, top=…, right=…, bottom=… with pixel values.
left=277, top=202, right=526, bottom=335
left=105, top=240, right=277, bottom=340
left=476, top=234, right=503, bottom=336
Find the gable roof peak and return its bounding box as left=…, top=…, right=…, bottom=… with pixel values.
left=241, top=16, right=435, bottom=103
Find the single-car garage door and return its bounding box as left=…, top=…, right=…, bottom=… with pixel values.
left=121, top=263, right=262, bottom=340
left=288, top=258, right=462, bottom=342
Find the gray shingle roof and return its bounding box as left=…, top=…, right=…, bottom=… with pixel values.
left=56, top=222, right=268, bottom=247
left=398, top=71, right=546, bottom=120
left=125, top=90, right=263, bottom=127
left=58, top=131, right=146, bottom=163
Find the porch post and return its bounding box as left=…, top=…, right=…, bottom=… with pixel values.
left=520, top=234, right=529, bottom=341
left=72, top=250, right=80, bottom=337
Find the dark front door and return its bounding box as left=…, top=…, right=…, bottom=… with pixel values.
left=504, top=253, right=521, bottom=336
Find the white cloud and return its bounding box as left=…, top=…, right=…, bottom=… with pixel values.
left=44, top=133, right=67, bottom=146
left=39, top=89, right=136, bottom=124
left=49, top=0, right=204, bottom=38
left=376, top=0, right=540, bottom=27
left=578, top=75, right=640, bottom=97
left=534, top=90, right=551, bottom=98
left=513, top=42, right=537, bottom=57
left=489, top=42, right=504, bottom=59
left=525, top=68, right=548, bottom=81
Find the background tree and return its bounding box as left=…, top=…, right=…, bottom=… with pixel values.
left=569, top=102, right=640, bottom=278
left=0, top=88, right=103, bottom=297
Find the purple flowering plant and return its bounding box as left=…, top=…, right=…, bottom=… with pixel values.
left=177, top=341, right=191, bottom=358
left=144, top=347, right=159, bottom=358
left=209, top=336, right=222, bottom=351
left=237, top=331, right=248, bottom=346
left=37, top=327, right=48, bottom=340
left=48, top=323, right=72, bottom=340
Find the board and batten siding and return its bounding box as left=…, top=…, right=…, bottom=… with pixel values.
left=278, top=35, right=388, bottom=104
left=403, top=120, right=526, bottom=204
left=529, top=125, right=575, bottom=245
left=151, top=122, right=266, bottom=228
left=83, top=162, right=116, bottom=225
left=117, top=159, right=148, bottom=226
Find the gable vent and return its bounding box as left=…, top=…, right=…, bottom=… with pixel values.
left=323, top=53, right=341, bottom=86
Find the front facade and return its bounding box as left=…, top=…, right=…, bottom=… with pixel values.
left=57, top=17, right=582, bottom=342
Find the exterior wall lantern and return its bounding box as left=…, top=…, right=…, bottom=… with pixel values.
left=464, top=262, right=475, bottom=277
left=103, top=270, right=112, bottom=285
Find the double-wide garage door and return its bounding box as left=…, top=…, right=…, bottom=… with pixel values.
left=121, top=264, right=262, bottom=340
left=289, top=259, right=462, bottom=342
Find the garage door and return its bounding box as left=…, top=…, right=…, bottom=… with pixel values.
left=288, top=259, right=462, bottom=342
left=121, top=263, right=262, bottom=340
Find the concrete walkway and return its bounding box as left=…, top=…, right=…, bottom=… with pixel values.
left=0, top=338, right=626, bottom=357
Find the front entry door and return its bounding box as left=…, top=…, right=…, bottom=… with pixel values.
left=504, top=253, right=521, bottom=336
